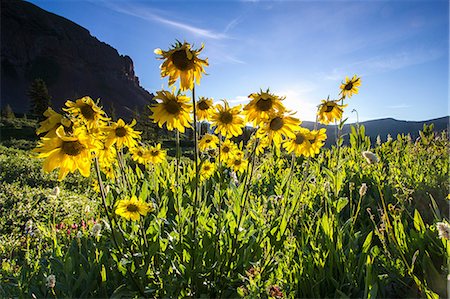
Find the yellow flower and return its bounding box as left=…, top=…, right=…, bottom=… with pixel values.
left=244, top=89, right=286, bottom=125
left=36, top=107, right=73, bottom=138
left=199, top=133, right=219, bottom=151
left=317, top=100, right=347, bottom=125
left=219, top=139, right=238, bottom=162
left=105, top=119, right=141, bottom=149
left=150, top=89, right=192, bottom=133
left=115, top=195, right=152, bottom=221
left=308, top=128, right=327, bottom=156
left=130, top=146, right=149, bottom=165
left=196, top=97, right=214, bottom=121
left=34, top=125, right=99, bottom=180
left=340, top=75, right=361, bottom=98
left=210, top=101, right=244, bottom=138
left=257, top=112, right=301, bottom=146
left=147, top=144, right=166, bottom=165
left=227, top=156, right=248, bottom=173
left=283, top=127, right=314, bottom=157
left=154, top=41, right=209, bottom=91
left=199, top=160, right=216, bottom=181
left=64, top=96, right=108, bottom=128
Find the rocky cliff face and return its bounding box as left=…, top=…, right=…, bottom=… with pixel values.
left=1, top=0, right=154, bottom=117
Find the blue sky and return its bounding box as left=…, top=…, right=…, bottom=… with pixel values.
left=29, top=0, right=448, bottom=122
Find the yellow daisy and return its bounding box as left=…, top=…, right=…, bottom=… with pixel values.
left=283, top=127, right=314, bottom=157
left=34, top=125, right=99, bottom=180
left=150, top=89, right=192, bottom=133
left=199, top=160, right=216, bottom=181
left=227, top=156, right=248, bottom=173
left=219, top=139, right=238, bottom=162
left=196, top=97, right=214, bottom=121
left=244, top=89, right=286, bottom=125
left=154, top=41, right=209, bottom=91
left=36, top=107, right=73, bottom=138
left=147, top=144, right=166, bottom=165
left=340, top=75, right=361, bottom=98
left=210, top=101, right=244, bottom=138
left=317, top=100, right=347, bottom=125
left=64, top=96, right=108, bottom=128
left=115, top=195, right=153, bottom=221
left=105, top=119, right=141, bottom=149
left=130, top=146, right=150, bottom=165
left=308, top=128, right=327, bottom=156
left=199, top=133, right=219, bottom=151
left=257, top=112, right=301, bottom=146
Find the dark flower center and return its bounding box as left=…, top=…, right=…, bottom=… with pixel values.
left=256, top=98, right=273, bottom=111
left=62, top=140, right=84, bottom=156
left=165, top=100, right=181, bottom=115
left=205, top=138, right=212, bottom=143
left=203, top=165, right=211, bottom=171
left=171, top=49, right=195, bottom=71
left=198, top=100, right=210, bottom=110
left=234, top=159, right=242, bottom=166
left=80, top=104, right=96, bottom=120
left=344, top=82, right=353, bottom=90
left=325, top=104, right=335, bottom=113
left=219, top=111, right=233, bottom=124
left=151, top=150, right=159, bottom=156
left=269, top=117, right=284, bottom=131
left=115, top=127, right=127, bottom=137
left=126, top=204, right=139, bottom=213
left=222, top=146, right=230, bottom=153
left=137, top=151, right=143, bottom=156
left=295, top=133, right=305, bottom=145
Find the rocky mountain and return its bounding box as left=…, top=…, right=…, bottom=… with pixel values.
left=1, top=0, right=154, bottom=118
left=301, top=116, right=449, bottom=146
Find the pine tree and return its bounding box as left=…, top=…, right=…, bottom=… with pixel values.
left=1, top=104, right=15, bottom=120
left=28, top=78, right=51, bottom=119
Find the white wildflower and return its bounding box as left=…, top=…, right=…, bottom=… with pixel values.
left=76, top=231, right=83, bottom=238
left=230, top=171, right=239, bottom=186
left=46, top=274, right=56, bottom=288
left=25, top=219, right=33, bottom=234
left=436, top=222, right=450, bottom=240
left=362, top=151, right=379, bottom=164
left=387, top=134, right=393, bottom=142
left=376, top=135, right=382, bottom=146
left=359, top=183, right=367, bottom=197
left=84, top=205, right=91, bottom=214
left=51, top=186, right=60, bottom=197
left=90, top=223, right=102, bottom=237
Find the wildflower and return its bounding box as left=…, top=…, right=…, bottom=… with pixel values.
left=115, top=195, right=153, bottom=221
left=339, top=75, right=361, bottom=98
left=199, top=160, right=216, bottom=181
left=147, top=144, right=167, bottom=165
left=36, top=107, right=73, bottom=138
left=317, top=100, right=347, bottom=125
left=46, top=274, right=56, bottom=288
left=387, top=134, right=393, bottom=142
left=196, top=97, right=214, bottom=121
left=91, top=223, right=102, bottom=237
left=199, top=133, right=219, bottom=151
left=130, top=146, right=150, bottom=165
left=309, top=128, right=327, bottom=156
left=150, top=89, right=192, bottom=133
left=227, top=157, right=248, bottom=173
left=268, top=285, right=283, bottom=298
left=51, top=186, right=60, bottom=197
left=283, top=127, right=313, bottom=157
left=230, top=171, right=239, bottom=185
left=436, top=222, right=450, bottom=240
left=154, top=41, right=208, bottom=90
left=25, top=219, right=33, bottom=235
left=257, top=112, right=300, bottom=146
left=376, top=135, right=382, bottom=146
left=219, top=139, right=238, bottom=162
left=76, top=231, right=83, bottom=238
left=359, top=183, right=367, bottom=197
left=64, top=96, right=108, bottom=128
left=362, top=151, right=379, bottom=164
left=34, top=125, right=99, bottom=180
left=210, top=101, right=245, bottom=138
left=105, top=119, right=141, bottom=149
left=244, top=89, right=286, bottom=125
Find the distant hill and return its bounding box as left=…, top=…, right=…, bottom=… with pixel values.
left=300, top=116, right=449, bottom=146
left=1, top=0, right=155, bottom=117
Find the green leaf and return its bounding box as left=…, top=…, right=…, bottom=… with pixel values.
left=101, top=264, right=107, bottom=282
left=336, top=197, right=348, bottom=213
left=413, top=209, right=425, bottom=233
left=362, top=231, right=373, bottom=253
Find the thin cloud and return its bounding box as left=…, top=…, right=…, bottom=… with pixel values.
left=387, top=104, right=411, bottom=109
left=101, top=2, right=228, bottom=40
